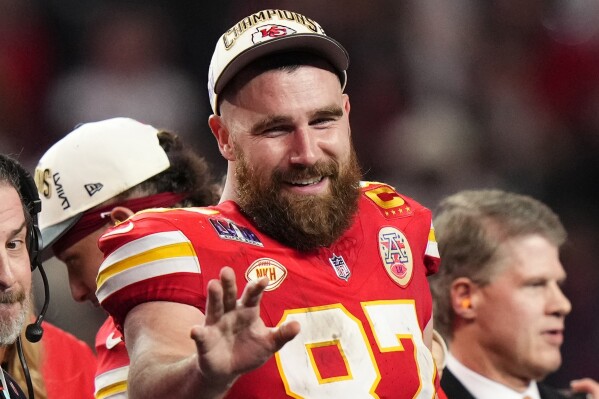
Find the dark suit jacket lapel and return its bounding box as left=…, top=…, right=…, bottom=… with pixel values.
left=440, top=368, right=477, bottom=399
left=441, top=370, right=568, bottom=399
left=538, top=383, right=568, bottom=399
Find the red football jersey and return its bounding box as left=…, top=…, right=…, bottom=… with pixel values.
left=97, top=182, right=440, bottom=399
left=94, top=317, right=128, bottom=399
left=41, top=321, right=97, bottom=399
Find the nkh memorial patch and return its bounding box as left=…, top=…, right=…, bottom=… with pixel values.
left=245, top=258, right=287, bottom=291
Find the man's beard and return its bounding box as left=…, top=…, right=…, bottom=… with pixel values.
left=235, top=146, right=362, bottom=252
left=0, top=289, right=30, bottom=345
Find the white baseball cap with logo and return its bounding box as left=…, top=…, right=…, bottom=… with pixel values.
left=34, top=117, right=170, bottom=254
left=208, top=9, right=349, bottom=115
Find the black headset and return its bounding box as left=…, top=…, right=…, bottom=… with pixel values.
left=16, top=163, right=43, bottom=271
left=11, top=160, right=49, bottom=345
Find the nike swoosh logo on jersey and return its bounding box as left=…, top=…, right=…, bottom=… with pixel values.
left=105, top=332, right=123, bottom=350
left=102, top=221, right=134, bottom=237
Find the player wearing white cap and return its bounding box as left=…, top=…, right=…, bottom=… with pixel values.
left=97, top=9, right=441, bottom=399
left=34, top=118, right=220, bottom=399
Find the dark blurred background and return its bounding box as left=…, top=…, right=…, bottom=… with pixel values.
left=2, top=0, right=597, bottom=387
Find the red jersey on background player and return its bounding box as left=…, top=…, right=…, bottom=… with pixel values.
left=96, top=9, right=442, bottom=399
left=94, top=318, right=127, bottom=399
left=41, top=321, right=97, bottom=398
left=98, top=182, right=440, bottom=398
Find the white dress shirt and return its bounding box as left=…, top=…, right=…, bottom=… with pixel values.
left=446, top=352, right=541, bottom=399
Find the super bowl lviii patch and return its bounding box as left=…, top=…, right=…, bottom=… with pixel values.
left=245, top=258, right=287, bottom=291
left=378, top=227, right=413, bottom=287
left=210, top=218, right=263, bottom=247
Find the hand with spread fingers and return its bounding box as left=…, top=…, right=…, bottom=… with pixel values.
left=191, top=267, right=300, bottom=389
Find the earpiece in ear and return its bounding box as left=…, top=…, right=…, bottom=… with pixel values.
left=460, top=298, right=471, bottom=309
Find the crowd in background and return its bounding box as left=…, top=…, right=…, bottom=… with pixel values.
left=1, top=0, right=598, bottom=387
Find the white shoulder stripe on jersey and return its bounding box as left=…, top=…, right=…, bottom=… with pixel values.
left=425, top=240, right=439, bottom=258
left=97, top=256, right=200, bottom=303
left=95, top=365, right=129, bottom=393
left=426, top=222, right=440, bottom=259
left=100, top=231, right=190, bottom=273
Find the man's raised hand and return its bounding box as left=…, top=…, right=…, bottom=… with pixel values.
left=190, top=266, right=300, bottom=391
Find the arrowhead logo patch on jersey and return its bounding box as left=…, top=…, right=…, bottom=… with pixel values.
left=329, top=253, right=351, bottom=281
left=84, top=183, right=103, bottom=196
left=378, top=227, right=413, bottom=287
left=246, top=258, right=287, bottom=291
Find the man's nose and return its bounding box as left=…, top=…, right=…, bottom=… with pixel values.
left=548, top=282, right=572, bottom=317
left=289, top=128, right=320, bottom=166
left=69, top=279, right=89, bottom=303
left=0, top=251, right=17, bottom=290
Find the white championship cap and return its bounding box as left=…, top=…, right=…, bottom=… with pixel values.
left=208, top=9, right=349, bottom=115
left=34, top=117, right=170, bottom=252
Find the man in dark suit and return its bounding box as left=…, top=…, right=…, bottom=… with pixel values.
left=429, top=189, right=598, bottom=399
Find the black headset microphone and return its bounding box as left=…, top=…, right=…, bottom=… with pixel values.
left=16, top=164, right=50, bottom=399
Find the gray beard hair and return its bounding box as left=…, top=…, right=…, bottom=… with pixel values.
left=0, top=295, right=30, bottom=345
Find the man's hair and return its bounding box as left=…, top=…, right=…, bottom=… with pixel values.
left=114, top=131, right=221, bottom=206
left=220, top=51, right=342, bottom=112
left=429, top=189, right=567, bottom=341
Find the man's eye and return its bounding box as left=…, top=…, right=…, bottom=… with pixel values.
left=528, top=280, right=546, bottom=287
left=7, top=240, right=24, bottom=250
left=261, top=126, right=290, bottom=137
left=312, top=118, right=335, bottom=126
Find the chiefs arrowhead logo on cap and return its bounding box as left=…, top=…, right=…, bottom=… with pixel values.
left=252, top=24, right=297, bottom=43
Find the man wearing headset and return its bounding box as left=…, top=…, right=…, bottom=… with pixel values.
left=0, top=154, right=97, bottom=399
left=0, top=154, right=32, bottom=398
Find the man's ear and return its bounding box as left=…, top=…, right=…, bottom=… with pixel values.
left=343, top=93, right=351, bottom=116
left=208, top=115, right=235, bottom=161
left=108, top=206, right=135, bottom=226
left=450, top=277, right=478, bottom=320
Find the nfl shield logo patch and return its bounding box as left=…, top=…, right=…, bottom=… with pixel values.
left=329, top=253, right=351, bottom=281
